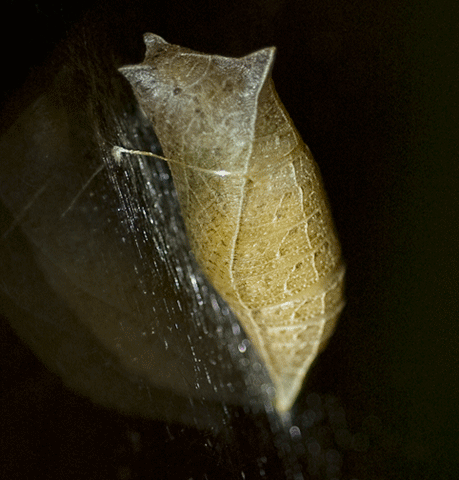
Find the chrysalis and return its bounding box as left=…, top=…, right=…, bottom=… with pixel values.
left=118, top=34, right=345, bottom=412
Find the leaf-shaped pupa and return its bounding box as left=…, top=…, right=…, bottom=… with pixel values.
left=119, top=33, right=345, bottom=412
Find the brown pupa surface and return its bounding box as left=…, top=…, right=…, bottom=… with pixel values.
left=119, top=33, right=345, bottom=412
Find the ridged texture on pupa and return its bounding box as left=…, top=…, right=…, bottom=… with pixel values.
left=119, top=33, right=345, bottom=412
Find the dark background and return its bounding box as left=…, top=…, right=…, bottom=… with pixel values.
left=1, top=0, right=458, bottom=478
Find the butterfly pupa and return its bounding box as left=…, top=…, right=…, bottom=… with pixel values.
left=118, top=33, right=345, bottom=412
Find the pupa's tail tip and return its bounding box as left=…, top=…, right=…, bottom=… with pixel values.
left=271, top=374, right=306, bottom=414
